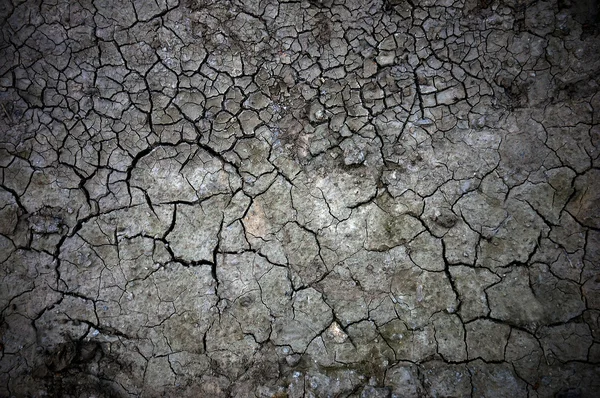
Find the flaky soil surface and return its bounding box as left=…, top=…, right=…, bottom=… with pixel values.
left=1, top=0, right=599, bottom=397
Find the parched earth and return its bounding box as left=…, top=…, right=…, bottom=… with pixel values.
left=0, top=0, right=599, bottom=396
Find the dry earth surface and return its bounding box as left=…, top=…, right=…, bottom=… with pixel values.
left=0, top=0, right=599, bottom=396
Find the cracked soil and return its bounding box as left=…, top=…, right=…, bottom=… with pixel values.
left=0, top=0, right=600, bottom=396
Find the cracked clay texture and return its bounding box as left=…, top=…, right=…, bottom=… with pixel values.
left=0, top=0, right=599, bottom=396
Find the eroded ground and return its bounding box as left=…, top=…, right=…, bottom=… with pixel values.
left=0, top=0, right=599, bottom=396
